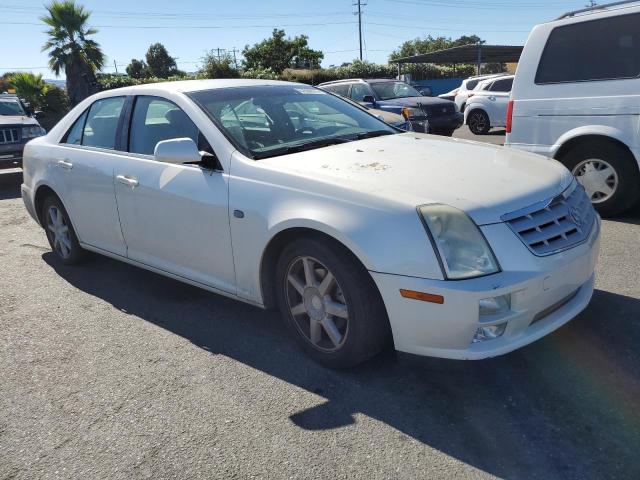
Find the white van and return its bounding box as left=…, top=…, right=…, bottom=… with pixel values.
left=506, top=1, right=640, bottom=216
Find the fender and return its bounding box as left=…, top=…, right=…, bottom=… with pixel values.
left=552, top=125, right=634, bottom=158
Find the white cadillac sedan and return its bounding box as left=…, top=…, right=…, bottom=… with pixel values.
left=21, top=80, right=600, bottom=367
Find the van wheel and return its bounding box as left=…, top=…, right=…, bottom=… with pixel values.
left=42, top=196, right=87, bottom=265
left=562, top=142, right=640, bottom=217
left=467, top=110, right=490, bottom=135
left=275, top=237, right=390, bottom=368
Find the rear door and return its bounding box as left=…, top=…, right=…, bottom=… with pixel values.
left=112, top=95, right=236, bottom=294
left=50, top=96, right=128, bottom=256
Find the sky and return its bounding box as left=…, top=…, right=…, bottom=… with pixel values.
left=0, top=0, right=591, bottom=78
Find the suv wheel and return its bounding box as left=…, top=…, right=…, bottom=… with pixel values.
left=562, top=142, right=640, bottom=217
left=467, top=110, right=490, bottom=135
left=42, top=196, right=87, bottom=265
left=275, top=237, right=390, bottom=368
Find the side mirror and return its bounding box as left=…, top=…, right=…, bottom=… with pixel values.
left=362, top=95, right=375, bottom=104
left=32, top=111, right=43, bottom=119
left=154, top=137, right=201, bottom=165
left=419, top=88, right=432, bottom=97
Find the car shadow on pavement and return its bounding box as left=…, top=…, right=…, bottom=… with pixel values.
left=42, top=252, right=640, bottom=479
left=0, top=171, right=22, bottom=200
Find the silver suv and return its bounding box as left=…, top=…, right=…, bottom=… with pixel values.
left=0, top=93, right=46, bottom=169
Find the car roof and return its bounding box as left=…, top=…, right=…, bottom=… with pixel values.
left=103, top=79, right=305, bottom=95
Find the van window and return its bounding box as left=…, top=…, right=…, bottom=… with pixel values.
left=536, top=12, right=640, bottom=84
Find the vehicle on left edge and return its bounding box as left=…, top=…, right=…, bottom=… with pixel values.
left=22, top=80, right=600, bottom=368
left=0, top=93, right=46, bottom=169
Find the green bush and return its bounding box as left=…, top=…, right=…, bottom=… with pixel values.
left=241, top=67, right=278, bottom=80
left=42, top=85, right=69, bottom=113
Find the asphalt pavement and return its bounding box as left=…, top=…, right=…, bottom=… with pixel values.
left=0, top=164, right=639, bottom=479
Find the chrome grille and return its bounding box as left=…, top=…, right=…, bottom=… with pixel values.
left=502, top=183, right=596, bottom=256
left=0, top=128, right=20, bottom=145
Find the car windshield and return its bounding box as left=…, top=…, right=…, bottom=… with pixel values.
left=370, top=82, right=422, bottom=100
left=0, top=99, right=26, bottom=116
left=188, top=85, right=396, bottom=160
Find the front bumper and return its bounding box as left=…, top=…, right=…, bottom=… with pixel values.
left=0, top=142, right=24, bottom=169
left=422, top=112, right=463, bottom=133
left=371, top=216, right=600, bottom=360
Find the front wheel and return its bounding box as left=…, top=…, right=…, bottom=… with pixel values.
left=467, top=110, right=490, bottom=135
left=275, top=237, right=390, bottom=368
left=562, top=142, right=640, bottom=217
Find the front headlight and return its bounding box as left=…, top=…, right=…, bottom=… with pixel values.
left=418, top=204, right=500, bottom=279
left=401, top=107, right=423, bottom=120
left=22, top=126, right=46, bottom=139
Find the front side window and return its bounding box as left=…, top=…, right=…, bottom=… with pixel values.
left=350, top=83, right=371, bottom=102
left=82, top=96, right=125, bottom=150
left=188, top=85, right=395, bottom=160
left=536, top=12, right=640, bottom=84
left=327, top=84, right=350, bottom=97
left=370, top=82, right=421, bottom=100
left=129, top=96, right=203, bottom=156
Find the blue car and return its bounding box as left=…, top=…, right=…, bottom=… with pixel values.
left=318, top=78, right=463, bottom=136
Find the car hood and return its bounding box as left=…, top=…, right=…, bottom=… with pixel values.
left=0, top=115, right=38, bottom=126
left=378, top=96, right=450, bottom=107
left=261, top=133, right=573, bottom=225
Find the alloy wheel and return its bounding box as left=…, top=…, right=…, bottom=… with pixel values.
left=572, top=159, right=619, bottom=203
left=47, top=206, right=72, bottom=259
left=468, top=112, right=488, bottom=134
left=284, top=256, right=349, bottom=352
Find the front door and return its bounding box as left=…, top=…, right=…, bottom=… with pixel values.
left=113, top=96, right=236, bottom=294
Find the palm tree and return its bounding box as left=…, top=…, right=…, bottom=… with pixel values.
left=8, top=72, right=49, bottom=110
left=41, top=1, right=105, bottom=106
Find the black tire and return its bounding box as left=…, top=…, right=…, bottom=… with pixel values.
left=275, top=236, right=391, bottom=368
left=561, top=141, right=640, bottom=217
left=467, top=110, right=490, bottom=135
left=42, top=195, right=87, bottom=265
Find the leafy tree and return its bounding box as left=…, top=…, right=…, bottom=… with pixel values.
left=145, top=43, right=180, bottom=78
left=41, top=1, right=105, bottom=106
left=126, top=58, right=148, bottom=79
left=42, top=84, right=70, bottom=113
left=199, top=52, right=239, bottom=79
left=7, top=72, right=49, bottom=109
left=242, top=29, right=324, bottom=74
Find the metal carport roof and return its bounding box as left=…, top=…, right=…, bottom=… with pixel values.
left=391, top=44, right=524, bottom=65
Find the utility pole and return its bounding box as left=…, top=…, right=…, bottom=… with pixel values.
left=113, top=60, right=118, bottom=74
left=353, top=0, right=366, bottom=61
left=231, top=47, right=238, bottom=69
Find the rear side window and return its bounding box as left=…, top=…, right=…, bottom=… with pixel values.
left=536, top=12, right=640, bottom=84
left=489, top=78, right=513, bottom=92
left=465, top=79, right=480, bottom=90
left=327, top=84, right=350, bottom=97
left=350, top=83, right=371, bottom=101
left=82, top=97, right=125, bottom=149
left=61, top=110, right=88, bottom=145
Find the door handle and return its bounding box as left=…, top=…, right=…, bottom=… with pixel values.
left=56, top=159, right=73, bottom=170
left=489, top=96, right=496, bottom=101
left=116, top=175, right=139, bottom=188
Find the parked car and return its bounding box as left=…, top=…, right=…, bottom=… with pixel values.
left=464, top=76, right=515, bottom=135
left=506, top=1, right=640, bottom=216
left=337, top=95, right=414, bottom=131
left=0, top=93, right=46, bottom=169
left=318, top=79, right=462, bottom=136
left=454, top=73, right=509, bottom=113
left=22, top=80, right=600, bottom=367
left=438, top=88, right=459, bottom=101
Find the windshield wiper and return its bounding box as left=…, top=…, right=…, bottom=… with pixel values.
left=252, top=136, right=353, bottom=159
left=355, top=130, right=395, bottom=140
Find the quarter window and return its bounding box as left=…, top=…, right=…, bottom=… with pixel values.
left=61, top=110, right=88, bottom=145
left=489, top=78, right=513, bottom=92
left=129, top=96, right=205, bottom=156
left=536, top=12, right=640, bottom=84
left=82, top=97, right=125, bottom=150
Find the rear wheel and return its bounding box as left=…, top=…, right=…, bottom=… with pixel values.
left=275, top=237, right=390, bottom=368
left=467, top=110, right=490, bottom=135
left=561, top=142, right=640, bottom=217
left=42, top=196, right=87, bottom=265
